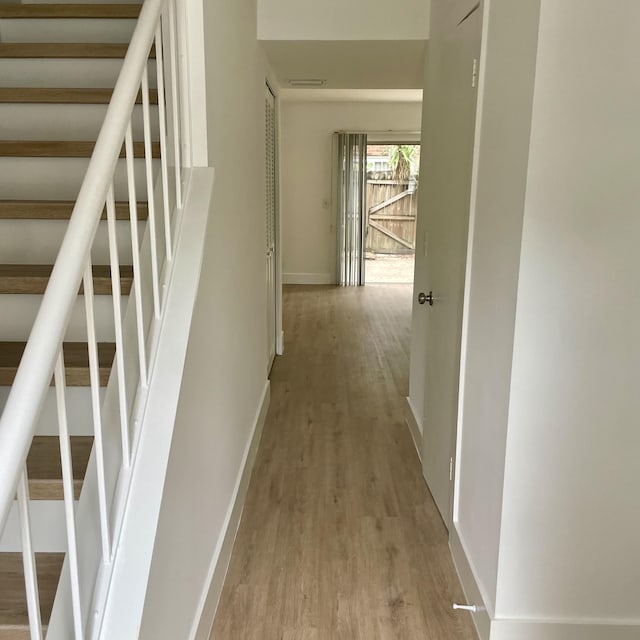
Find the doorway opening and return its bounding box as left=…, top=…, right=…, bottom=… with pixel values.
left=364, top=143, right=420, bottom=284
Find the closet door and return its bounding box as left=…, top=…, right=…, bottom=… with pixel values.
left=265, top=84, right=277, bottom=371
left=419, top=4, right=483, bottom=529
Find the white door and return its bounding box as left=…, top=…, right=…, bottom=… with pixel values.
left=265, top=84, right=277, bottom=371
left=420, top=5, right=483, bottom=529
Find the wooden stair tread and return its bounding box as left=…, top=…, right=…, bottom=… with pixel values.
left=0, top=264, right=133, bottom=295
left=26, top=436, right=93, bottom=500
left=0, top=140, right=159, bottom=158
left=27, top=436, right=93, bottom=480
left=0, top=87, right=158, bottom=104
left=0, top=199, right=148, bottom=220
left=0, top=42, right=154, bottom=59
left=0, top=4, right=141, bottom=19
left=0, top=626, right=33, bottom=640
left=0, top=341, right=115, bottom=387
left=0, top=553, right=64, bottom=629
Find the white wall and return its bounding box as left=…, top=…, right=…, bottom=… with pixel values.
left=258, top=0, right=430, bottom=41
left=453, top=0, right=541, bottom=613
left=451, top=0, right=640, bottom=634
left=495, top=0, right=640, bottom=624
left=280, top=99, right=422, bottom=284
left=139, top=0, right=270, bottom=637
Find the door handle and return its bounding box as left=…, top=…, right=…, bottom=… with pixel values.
left=418, top=291, right=434, bottom=306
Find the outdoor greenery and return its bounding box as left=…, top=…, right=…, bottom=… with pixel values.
left=390, top=145, right=417, bottom=181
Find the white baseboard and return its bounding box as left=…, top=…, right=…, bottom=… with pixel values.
left=190, top=381, right=271, bottom=640
left=490, top=620, right=640, bottom=640
left=449, top=526, right=491, bottom=640
left=283, top=272, right=333, bottom=285
left=449, top=527, right=640, bottom=640
left=403, top=396, right=422, bottom=462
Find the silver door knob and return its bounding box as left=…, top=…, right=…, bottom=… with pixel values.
left=418, top=291, right=434, bottom=306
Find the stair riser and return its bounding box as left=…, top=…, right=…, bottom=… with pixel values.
left=0, top=295, right=118, bottom=342
left=0, top=58, right=156, bottom=88
left=0, top=157, right=158, bottom=200
left=0, top=386, right=100, bottom=438
left=0, top=219, right=144, bottom=264
left=0, top=103, right=159, bottom=141
left=0, top=501, right=70, bottom=553
left=0, top=18, right=136, bottom=43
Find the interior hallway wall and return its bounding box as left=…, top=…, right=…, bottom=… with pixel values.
left=280, top=99, right=422, bottom=285
left=495, top=0, right=640, bottom=624
left=139, top=0, right=272, bottom=637
left=451, top=0, right=640, bottom=635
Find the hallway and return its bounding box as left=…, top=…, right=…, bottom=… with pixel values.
left=210, top=285, right=476, bottom=639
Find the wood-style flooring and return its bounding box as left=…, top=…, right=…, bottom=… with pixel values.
left=210, top=285, right=477, bottom=640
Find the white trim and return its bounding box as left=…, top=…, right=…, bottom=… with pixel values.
left=96, top=168, right=215, bottom=638
left=450, top=527, right=640, bottom=640
left=273, top=80, right=284, bottom=357
left=277, top=330, right=285, bottom=355
left=283, top=272, right=333, bottom=285
left=191, top=381, right=271, bottom=640
left=403, top=396, right=422, bottom=462
left=490, top=620, right=640, bottom=640
left=450, top=527, right=492, bottom=640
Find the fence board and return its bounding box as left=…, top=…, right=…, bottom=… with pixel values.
left=365, top=180, right=418, bottom=253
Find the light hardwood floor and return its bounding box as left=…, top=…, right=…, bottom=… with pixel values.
left=210, top=285, right=477, bottom=640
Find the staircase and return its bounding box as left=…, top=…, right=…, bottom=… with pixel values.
left=0, top=3, right=157, bottom=637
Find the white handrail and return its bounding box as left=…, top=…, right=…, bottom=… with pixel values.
left=0, top=0, right=164, bottom=535
left=0, top=0, right=190, bottom=634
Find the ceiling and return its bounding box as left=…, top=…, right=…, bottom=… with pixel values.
left=261, top=40, right=426, bottom=91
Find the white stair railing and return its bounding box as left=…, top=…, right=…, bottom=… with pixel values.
left=0, top=0, right=187, bottom=636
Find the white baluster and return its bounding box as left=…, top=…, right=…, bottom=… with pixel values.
left=106, top=184, right=130, bottom=468
left=141, top=67, right=161, bottom=319
left=168, top=0, right=182, bottom=208
left=17, top=468, right=43, bottom=640
left=54, top=350, right=84, bottom=639
left=125, top=123, right=149, bottom=388
left=154, top=23, right=172, bottom=263
left=83, top=259, right=112, bottom=560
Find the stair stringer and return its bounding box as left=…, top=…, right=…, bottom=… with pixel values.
left=44, top=159, right=171, bottom=638
left=45, top=167, right=213, bottom=639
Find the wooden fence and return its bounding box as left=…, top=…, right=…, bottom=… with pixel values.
left=365, top=179, right=418, bottom=254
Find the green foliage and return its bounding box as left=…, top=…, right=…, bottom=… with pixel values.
left=389, top=145, right=417, bottom=182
